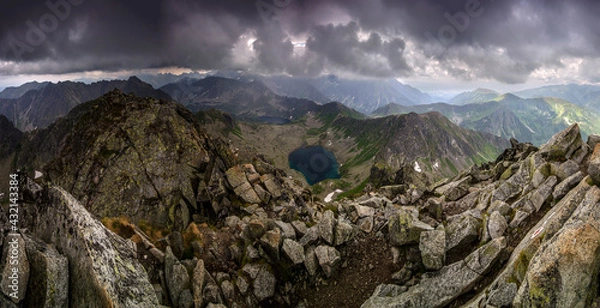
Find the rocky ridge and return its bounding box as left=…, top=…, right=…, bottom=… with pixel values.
left=0, top=91, right=599, bottom=307
left=363, top=124, right=600, bottom=307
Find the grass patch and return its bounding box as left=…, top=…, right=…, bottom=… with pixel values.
left=337, top=178, right=369, bottom=200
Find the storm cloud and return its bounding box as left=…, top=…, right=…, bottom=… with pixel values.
left=1, top=0, right=600, bottom=84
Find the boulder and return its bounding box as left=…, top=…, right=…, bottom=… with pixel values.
left=419, top=230, right=446, bottom=271
left=422, top=197, right=443, bottom=220
left=538, top=123, right=583, bottom=160
left=487, top=211, right=508, bottom=240
left=388, top=209, right=433, bottom=247
left=298, top=226, right=319, bottom=247
left=553, top=171, right=584, bottom=200
left=165, top=247, right=191, bottom=305
left=445, top=212, right=481, bottom=252
left=492, top=160, right=533, bottom=202
left=291, top=221, right=308, bottom=237
left=225, top=165, right=247, bottom=189
left=362, top=237, right=506, bottom=308
left=434, top=176, right=472, bottom=201
left=220, top=280, right=235, bottom=304
left=335, top=220, right=355, bottom=246
left=509, top=210, right=530, bottom=229
left=355, top=205, right=375, bottom=218
left=587, top=134, right=600, bottom=150
left=359, top=196, right=390, bottom=208
left=357, top=217, right=374, bottom=233
left=379, top=185, right=409, bottom=199
left=252, top=264, right=276, bottom=301
left=234, top=181, right=262, bottom=204
left=274, top=220, right=296, bottom=240
left=556, top=160, right=580, bottom=181
left=245, top=245, right=260, bottom=262
left=304, top=246, right=319, bottom=276
left=236, top=276, right=249, bottom=296
left=259, top=229, right=282, bottom=261
left=245, top=219, right=266, bottom=240
left=314, top=245, right=342, bottom=278
left=203, top=282, right=223, bottom=305
left=528, top=175, right=558, bottom=212
left=260, top=174, right=283, bottom=199
left=282, top=239, right=305, bottom=265
left=192, top=259, right=205, bottom=308
left=486, top=200, right=512, bottom=218
left=318, top=210, right=336, bottom=245
left=22, top=236, right=68, bottom=308
left=252, top=184, right=271, bottom=203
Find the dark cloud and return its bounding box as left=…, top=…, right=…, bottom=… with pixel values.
left=0, top=0, right=600, bottom=84
left=305, top=22, right=410, bottom=77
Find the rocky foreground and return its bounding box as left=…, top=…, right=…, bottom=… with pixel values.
left=0, top=92, right=600, bottom=307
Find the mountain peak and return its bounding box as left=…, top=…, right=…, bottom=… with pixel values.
left=496, top=93, right=523, bottom=101
left=450, top=88, right=501, bottom=105
left=127, top=75, right=144, bottom=83
left=474, top=88, right=500, bottom=94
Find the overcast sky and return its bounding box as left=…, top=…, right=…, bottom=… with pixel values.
left=1, top=0, right=600, bottom=93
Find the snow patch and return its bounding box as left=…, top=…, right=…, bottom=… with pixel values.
left=433, top=162, right=439, bottom=169
left=414, top=161, right=422, bottom=173
left=563, top=117, right=572, bottom=125
left=324, top=189, right=344, bottom=203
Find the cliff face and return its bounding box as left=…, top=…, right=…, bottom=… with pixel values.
left=21, top=183, right=159, bottom=307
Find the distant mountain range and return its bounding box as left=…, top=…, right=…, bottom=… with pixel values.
left=0, top=77, right=171, bottom=131
left=0, top=81, right=50, bottom=99
left=373, top=93, right=600, bottom=145
left=514, top=84, right=600, bottom=112
left=160, top=76, right=321, bottom=123
left=152, top=72, right=434, bottom=114
left=261, top=74, right=434, bottom=114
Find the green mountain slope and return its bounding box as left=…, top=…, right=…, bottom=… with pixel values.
left=514, top=83, right=600, bottom=112
left=373, top=95, right=600, bottom=146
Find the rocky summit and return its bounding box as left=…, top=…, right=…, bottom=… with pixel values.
left=1, top=90, right=600, bottom=308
